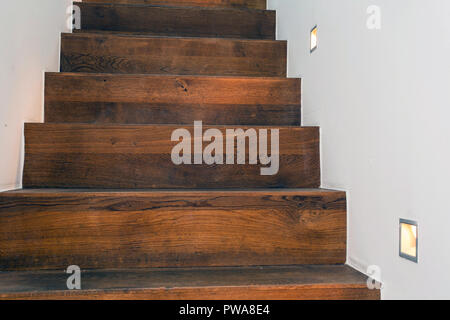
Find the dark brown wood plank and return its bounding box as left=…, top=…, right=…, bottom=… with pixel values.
left=0, top=265, right=379, bottom=300
left=45, top=73, right=301, bottom=125
left=23, top=124, right=320, bottom=189
left=76, top=3, right=275, bottom=40
left=0, top=189, right=344, bottom=270
left=81, top=0, right=267, bottom=10
left=60, top=33, right=287, bottom=77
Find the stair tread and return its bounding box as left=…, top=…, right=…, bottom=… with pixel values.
left=74, top=30, right=275, bottom=39
left=63, top=31, right=282, bottom=42
left=0, top=265, right=379, bottom=300
left=25, top=123, right=309, bottom=128
left=49, top=72, right=292, bottom=80
left=2, top=188, right=341, bottom=195
left=0, top=265, right=367, bottom=291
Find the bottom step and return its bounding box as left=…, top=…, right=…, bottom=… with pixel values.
left=0, top=265, right=379, bottom=300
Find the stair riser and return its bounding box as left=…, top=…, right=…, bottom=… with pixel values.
left=60, top=34, right=287, bottom=77
left=23, top=124, right=320, bottom=189
left=45, top=73, right=301, bottom=125
left=45, top=102, right=301, bottom=126
left=80, top=0, right=267, bottom=10
left=76, top=3, right=275, bottom=40
left=0, top=191, right=346, bottom=270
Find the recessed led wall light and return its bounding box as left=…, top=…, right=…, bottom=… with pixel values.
left=399, top=219, right=418, bottom=263
left=310, top=25, right=318, bottom=53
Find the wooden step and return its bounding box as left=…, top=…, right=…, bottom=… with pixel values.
left=81, top=0, right=267, bottom=10
left=76, top=3, right=275, bottom=40
left=45, top=73, right=301, bottom=125
left=23, top=124, right=320, bottom=189
left=0, top=189, right=344, bottom=270
left=60, top=33, right=287, bottom=77
left=0, top=265, right=379, bottom=300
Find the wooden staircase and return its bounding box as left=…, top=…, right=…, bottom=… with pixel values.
left=0, top=0, right=380, bottom=300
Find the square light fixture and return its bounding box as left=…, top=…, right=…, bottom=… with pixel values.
left=399, top=219, right=418, bottom=263
left=310, top=25, right=318, bottom=53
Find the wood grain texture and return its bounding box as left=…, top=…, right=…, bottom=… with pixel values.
left=81, top=0, right=267, bottom=10
left=0, top=0, right=369, bottom=302
left=23, top=124, right=320, bottom=189
left=60, top=33, right=287, bottom=77
left=77, top=3, right=275, bottom=40
left=0, top=189, right=344, bottom=270
left=0, top=265, right=379, bottom=300
left=45, top=73, right=301, bottom=125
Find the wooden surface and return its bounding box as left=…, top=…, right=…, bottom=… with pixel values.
left=23, top=124, right=320, bottom=189
left=0, top=0, right=373, bottom=301
left=81, top=0, right=267, bottom=10
left=0, top=189, right=345, bottom=270
left=45, top=73, right=301, bottom=125
left=77, top=3, right=275, bottom=39
left=0, top=265, right=379, bottom=300
left=60, top=33, right=287, bottom=77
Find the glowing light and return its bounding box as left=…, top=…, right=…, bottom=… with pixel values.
left=310, top=26, right=318, bottom=53
left=399, top=219, right=418, bottom=263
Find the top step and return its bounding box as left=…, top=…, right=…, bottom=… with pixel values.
left=80, top=0, right=267, bottom=10
left=75, top=3, right=275, bottom=40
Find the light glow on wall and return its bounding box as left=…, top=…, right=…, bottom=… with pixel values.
left=310, top=26, right=318, bottom=53
left=400, top=219, right=418, bottom=263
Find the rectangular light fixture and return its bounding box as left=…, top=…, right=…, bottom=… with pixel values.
left=310, top=25, right=318, bottom=53
left=399, top=219, right=418, bottom=263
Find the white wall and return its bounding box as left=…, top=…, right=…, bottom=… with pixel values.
left=0, top=0, right=72, bottom=191
left=268, top=0, right=450, bottom=299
